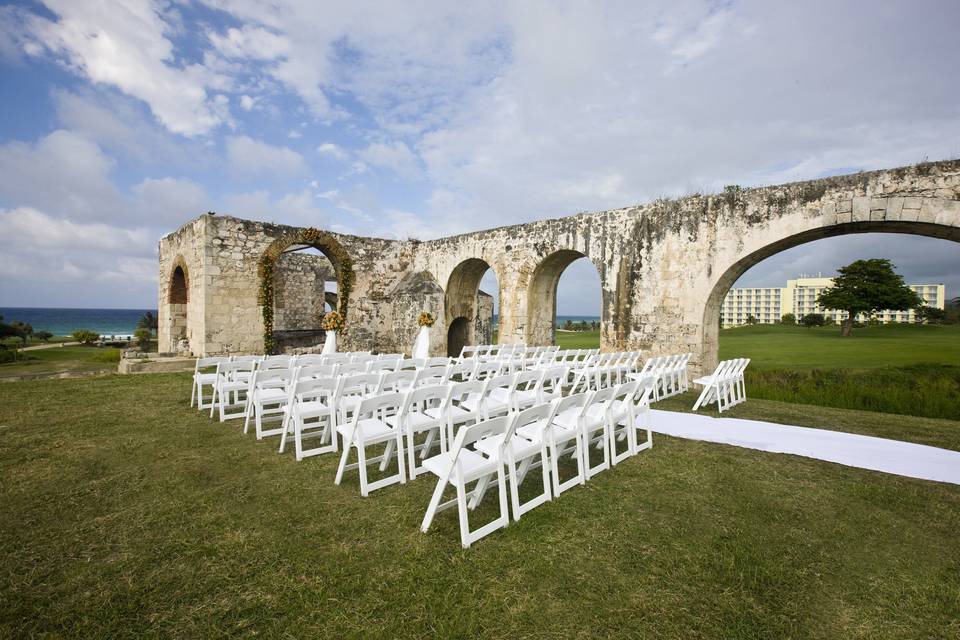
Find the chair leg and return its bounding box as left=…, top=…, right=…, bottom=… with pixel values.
left=456, top=481, right=472, bottom=548
left=357, top=444, right=369, bottom=497
left=190, top=379, right=197, bottom=407
left=334, top=441, right=351, bottom=485
left=421, top=476, right=448, bottom=532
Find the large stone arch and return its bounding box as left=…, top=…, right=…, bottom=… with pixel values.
left=525, top=249, right=603, bottom=346
left=444, top=257, right=500, bottom=354
left=700, top=216, right=960, bottom=372
left=258, top=228, right=355, bottom=353
left=164, top=255, right=190, bottom=351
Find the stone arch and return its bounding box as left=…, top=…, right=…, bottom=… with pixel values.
left=258, top=228, right=354, bottom=353
left=444, top=257, right=499, bottom=353
left=166, top=256, right=189, bottom=347
left=701, top=219, right=960, bottom=371
left=526, top=249, right=603, bottom=346
left=447, top=316, right=470, bottom=357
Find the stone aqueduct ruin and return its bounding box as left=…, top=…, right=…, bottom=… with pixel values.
left=159, top=160, right=960, bottom=375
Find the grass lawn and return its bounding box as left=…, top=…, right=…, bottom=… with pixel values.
left=556, top=329, right=601, bottom=349
left=719, top=323, right=960, bottom=370
left=0, top=345, right=121, bottom=378
left=1, top=372, right=959, bottom=638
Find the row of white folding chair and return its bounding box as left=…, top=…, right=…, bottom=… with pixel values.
left=191, top=351, right=378, bottom=409
left=692, top=358, right=749, bottom=413
left=420, top=381, right=654, bottom=547
left=630, top=353, right=691, bottom=400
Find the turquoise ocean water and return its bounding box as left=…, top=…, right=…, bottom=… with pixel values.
left=0, top=308, right=157, bottom=337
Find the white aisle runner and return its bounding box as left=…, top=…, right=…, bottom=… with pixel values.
left=649, top=409, right=960, bottom=486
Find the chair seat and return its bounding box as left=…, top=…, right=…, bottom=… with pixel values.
left=405, top=410, right=442, bottom=431
left=426, top=404, right=476, bottom=422
left=219, top=380, right=248, bottom=392
left=474, top=432, right=541, bottom=459
left=693, top=375, right=714, bottom=386
left=336, top=417, right=397, bottom=443
left=422, top=449, right=497, bottom=485
left=294, top=399, right=329, bottom=418
left=254, top=388, right=287, bottom=402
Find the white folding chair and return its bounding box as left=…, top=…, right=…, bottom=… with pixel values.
left=555, top=387, right=613, bottom=480
left=191, top=357, right=229, bottom=409
left=379, top=369, right=417, bottom=393
left=607, top=381, right=639, bottom=466
left=413, top=364, right=450, bottom=388
left=389, top=384, right=449, bottom=479
left=474, top=402, right=556, bottom=520
left=420, top=414, right=511, bottom=548
left=429, top=379, right=486, bottom=444
left=333, top=372, right=384, bottom=430
left=211, top=360, right=256, bottom=421
left=463, top=373, right=513, bottom=420
left=279, top=377, right=338, bottom=460
left=519, top=393, right=589, bottom=497
left=692, top=360, right=735, bottom=412
left=243, top=368, right=293, bottom=439
left=334, top=392, right=407, bottom=496
left=506, top=368, right=544, bottom=412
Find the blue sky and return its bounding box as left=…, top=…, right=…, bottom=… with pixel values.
left=0, top=0, right=958, bottom=313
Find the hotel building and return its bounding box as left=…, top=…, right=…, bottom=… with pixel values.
left=720, top=276, right=945, bottom=327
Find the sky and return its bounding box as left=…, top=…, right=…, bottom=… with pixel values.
left=0, top=0, right=958, bottom=313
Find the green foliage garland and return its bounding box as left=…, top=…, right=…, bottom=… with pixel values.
left=258, top=228, right=354, bottom=353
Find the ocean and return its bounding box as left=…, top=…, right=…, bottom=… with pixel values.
left=0, top=308, right=158, bottom=337
left=493, top=314, right=600, bottom=327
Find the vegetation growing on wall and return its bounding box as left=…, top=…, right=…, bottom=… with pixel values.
left=258, top=228, right=354, bottom=353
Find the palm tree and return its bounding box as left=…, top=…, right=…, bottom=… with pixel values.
left=137, top=311, right=158, bottom=333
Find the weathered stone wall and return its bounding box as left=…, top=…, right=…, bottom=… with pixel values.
left=158, top=160, right=960, bottom=371
left=157, top=216, right=206, bottom=355
left=273, top=252, right=335, bottom=330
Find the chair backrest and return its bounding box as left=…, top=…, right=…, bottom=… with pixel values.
left=470, top=361, right=501, bottom=381
left=294, top=364, right=338, bottom=380
left=448, top=415, right=512, bottom=464
left=338, top=373, right=384, bottom=399
left=337, top=362, right=367, bottom=376
left=414, top=364, right=450, bottom=387
left=513, top=368, right=543, bottom=394
left=399, top=383, right=448, bottom=419
left=379, top=369, right=416, bottom=392
left=426, top=356, right=451, bottom=367
left=446, top=379, right=487, bottom=409
left=216, top=360, right=255, bottom=379
left=295, top=354, right=326, bottom=366
left=484, top=373, right=516, bottom=403
left=399, top=358, right=425, bottom=371
left=367, top=357, right=401, bottom=373
left=251, top=368, right=292, bottom=391
left=445, top=362, right=473, bottom=383
left=351, top=392, right=405, bottom=429
left=290, top=376, right=338, bottom=404
left=553, top=391, right=591, bottom=418
left=505, top=402, right=558, bottom=446
left=195, top=356, right=229, bottom=372
left=322, top=354, right=350, bottom=365
left=260, top=355, right=293, bottom=370
left=232, top=355, right=263, bottom=364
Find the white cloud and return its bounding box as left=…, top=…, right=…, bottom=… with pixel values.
left=23, top=0, right=227, bottom=136
left=221, top=188, right=328, bottom=227
left=358, top=140, right=420, bottom=178
left=239, top=94, right=256, bottom=111
left=0, top=129, right=125, bottom=221
left=225, top=135, right=307, bottom=176
left=132, top=177, right=211, bottom=223
left=208, top=25, right=290, bottom=60
left=317, top=142, right=347, bottom=160
left=0, top=207, right=153, bottom=254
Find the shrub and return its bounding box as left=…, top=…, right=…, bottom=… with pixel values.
left=780, top=313, right=796, bottom=325
left=33, top=331, right=53, bottom=342
left=801, top=313, right=825, bottom=328
left=134, top=328, right=152, bottom=350
left=72, top=329, right=100, bottom=345
left=91, top=349, right=122, bottom=363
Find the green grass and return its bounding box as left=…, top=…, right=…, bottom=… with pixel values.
left=0, top=345, right=121, bottom=377
left=719, top=323, right=960, bottom=370
left=1, top=372, right=959, bottom=638
left=718, top=324, right=960, bottom=419
left=556, top=329, right=601, bottom=349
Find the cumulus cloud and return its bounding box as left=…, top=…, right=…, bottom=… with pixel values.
left=22, top=0, right=229, bottom=136
left=358, top=140, right=420, bottom=178
left=317, top=142, right=347, bottom=160
left=0, top=129, right=125, bottom=221
left=226, top=135, right=307, bottom=176
left=132, top=177, right=212, bottom=223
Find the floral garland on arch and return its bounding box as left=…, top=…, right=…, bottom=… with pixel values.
left=321, top=310, right=346, bottom=333
left=258, top=227, right=354, bottom=353
left=418, top=312, right=435, bottom=328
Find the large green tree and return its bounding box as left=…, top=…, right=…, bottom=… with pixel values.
left=817, top=259, right=922, bottom=337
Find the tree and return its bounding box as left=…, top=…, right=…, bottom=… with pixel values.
left=134, top=328, right=153, bottom=350
left=817, top=259, right=923, bottom=337
left=33, top=331, right=53, bottom=342
left=137, top=311, right=158, bottom=332
left=72, top=329, right=100, bottom=345
left=780, top=313, right=796, bottom=325
left=801, top=313, right=826, bottom=328
left=915, top=305, right=946, bottom=325
left=745, top=315, right=757, bottom=325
